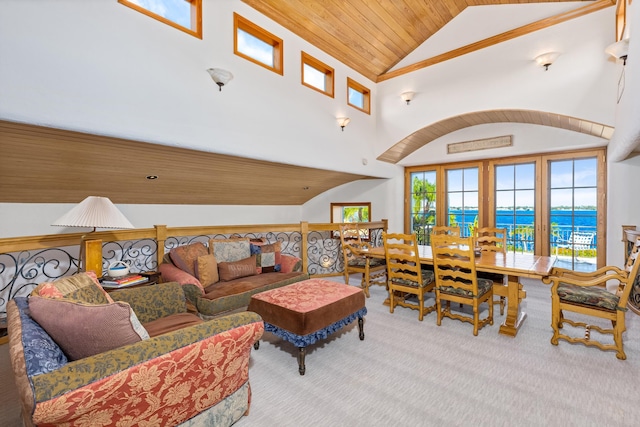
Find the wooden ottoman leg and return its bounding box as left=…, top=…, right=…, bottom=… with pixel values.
left=358, top=316, right=365, bottom=340
left=298, top=347, right=306, bottom=375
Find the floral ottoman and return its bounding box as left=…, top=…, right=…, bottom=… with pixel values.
left=248, top=278, right=367, bottom=375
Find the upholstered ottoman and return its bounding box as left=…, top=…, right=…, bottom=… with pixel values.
left=248, top=278, right=367, bottom=375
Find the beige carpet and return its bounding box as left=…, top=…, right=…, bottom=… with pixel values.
left=236, top=276, right=640, bottom=427
left=2, top=277, right=639, bottom=426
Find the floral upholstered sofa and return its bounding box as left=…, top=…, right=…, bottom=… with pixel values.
left=159, top=237, right=308, bottom=317
left=6, top=272, right=263, bottom=426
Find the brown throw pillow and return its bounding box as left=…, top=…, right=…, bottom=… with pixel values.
left=195, top=254, right=219, bottom=287
left=28, top=296, right=150, bottom=361
left=169, top=242, right=208, bottom=277
left=218, top=255, right=258, bottom=281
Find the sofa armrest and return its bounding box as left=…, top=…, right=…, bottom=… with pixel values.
left=26, top=311, right=264, bottom=425
left=159, top=263, right=204, bottom=292
left=108, top=281, right=188, bottom=323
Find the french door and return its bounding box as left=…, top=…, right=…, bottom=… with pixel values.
left=406, top=148, right=606, bottom=269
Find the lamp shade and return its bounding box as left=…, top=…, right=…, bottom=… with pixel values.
left=52, top=196, right=134, bottom=230
left=605, top=39, right=629, bottom=61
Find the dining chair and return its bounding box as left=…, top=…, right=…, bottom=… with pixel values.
left=474, top=227, right=508, bottom=315
left=430, top=226, right=460, bottom=237
left=542, top=235, right=640, bottom=360
left=339, top=223, right=386, bottom=297
left=432, top=234, right=494, bottom=335
left=382, top=232, right=436, bottom=321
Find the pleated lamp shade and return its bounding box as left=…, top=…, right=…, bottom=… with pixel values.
left=52, top=196, right=134, bottom=230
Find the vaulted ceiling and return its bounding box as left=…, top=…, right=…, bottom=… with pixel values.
left=242, top=0, right=611, bottom=82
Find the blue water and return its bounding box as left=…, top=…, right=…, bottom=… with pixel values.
left=450, top=209, right=596, bottom=232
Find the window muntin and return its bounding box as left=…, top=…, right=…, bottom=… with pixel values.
left=347, top=78, right=371, bottom=114
left=118, top=0, right=202, bottom=39
left=234, top=13, right=283, bottom=75
left=301, top=52, right=334, bottom=97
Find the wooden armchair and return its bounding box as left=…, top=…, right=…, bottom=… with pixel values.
left=474, top=227, right=508, bottom=315
left=542, top=236, right=640, bottom=360
left=432, top=234, right=494, bottom=335
left=383, top=232, right=436, bottom=321
left=339, top=223, right=386, bottom=297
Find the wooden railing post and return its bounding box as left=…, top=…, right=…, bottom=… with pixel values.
left=155, top=225, right=167, bottom=267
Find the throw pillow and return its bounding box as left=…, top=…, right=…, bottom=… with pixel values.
left=28, top=296, right=150, bottom=361
left=218, top=255, right=258, bottom=281
left=158, top=263, right=204, bottom=294
left=280, top=254, right=303, bottom=273
left=250, top=241, right=282, bottom=273
left=209, top=237, right=251, bottom=263
left=195, top=254, right=219, bottom=287
left=169, top=242, right=208, bottom=277
left=31, top=272, right=114, bottom=304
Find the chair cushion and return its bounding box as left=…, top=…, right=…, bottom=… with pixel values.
left=348, top=256, right=385, bottom=268
left=390, top=269, right=434, bottom=288
left=438, top=277, right=493, bottom=297
left=557, top=283, right=621, bottom=311
left=28, top=296, right=150, bottom=361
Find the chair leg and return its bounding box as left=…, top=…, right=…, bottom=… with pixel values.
left=418, top=292, right=424, bottom=321
left=389, top=289, right=395, bottom=314
left=550, top=301, right=560, bottom=346
left=435, top=294, right=442, bottom=326
left=343, top=271, right=350, bottom=285
left=488, top=295, right=494, bottom=326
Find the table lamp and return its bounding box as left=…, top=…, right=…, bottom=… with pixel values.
left=52, top=196, right=135, bottom=277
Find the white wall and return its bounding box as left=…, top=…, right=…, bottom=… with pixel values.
left=1, top=0, right=638, bottom=265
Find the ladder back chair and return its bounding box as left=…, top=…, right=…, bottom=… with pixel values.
left=339, top=223, right=386, bottom=297
left=432, top=234, right=494, bottom=336
left=474, top=227, right=508, bottom=315
left=430, top=226, right=460, bottom=237
left=542, top=235, right=640, bottom=360
left=382, top=232, right=436, bottom=321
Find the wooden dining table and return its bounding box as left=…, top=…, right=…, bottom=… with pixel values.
left=361, top=245, right=556, bottom=337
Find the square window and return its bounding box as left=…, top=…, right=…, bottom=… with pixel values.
left=234, top=13, right=283, bottom=75
left=301, top=52, right=334, bottom=97
left=347, top=77, right=370, bottom=114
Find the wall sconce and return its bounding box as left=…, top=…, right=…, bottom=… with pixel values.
left=207, top=68, right=233, bottom=91
left=401, top=91, right=415, bottom=105
left=535, top=52, right=560, bottom=71
left=337, top=117, right=350, bottom=131
left=605, top=39, right=629, bottom=65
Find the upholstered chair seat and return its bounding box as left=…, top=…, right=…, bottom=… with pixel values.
left=438, top=277, right=493, bottom=298
left=556, top=283, right=621, bottom=312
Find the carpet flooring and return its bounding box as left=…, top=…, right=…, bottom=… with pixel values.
left=236, top=276, right=640, bottom=427
left=2, top=276, right=639, bottom=426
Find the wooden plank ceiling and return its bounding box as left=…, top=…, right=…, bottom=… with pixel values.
left=0, top=120, right=375, bottom=205
left=242, top=0, right=599, bottom=82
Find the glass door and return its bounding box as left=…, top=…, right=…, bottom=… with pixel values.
left=445, top=166, right=479, bottom=238
left=494, top=162, right=537, bottom=253
left=548, top=157, right=599, bottom=271
left=409, top=170, right=437, bottom=244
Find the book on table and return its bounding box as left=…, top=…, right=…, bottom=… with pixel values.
left=101, top=274, right=149, bottom=288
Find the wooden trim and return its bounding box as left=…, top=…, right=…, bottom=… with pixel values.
left=377, top=0, right=615, bottom=82
left=234, top=13, right=284, bottom=75
left=118, top=0, right=202, bottom=39
left=347, top=77, right=371, bottom=115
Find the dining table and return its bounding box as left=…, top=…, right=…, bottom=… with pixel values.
left=361, top=244, right=556, bottom=337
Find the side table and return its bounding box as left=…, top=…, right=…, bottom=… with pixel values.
left=102, top=271, right=162, bottom=292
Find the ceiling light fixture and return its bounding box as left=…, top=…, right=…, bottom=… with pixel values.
left=207, top=68, right=234, bottom=91
left=401, top=91, right=415, bottom=105
left=337, top=117, right=351, bottom=131
left=535, top=52, right=560, bottom=71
